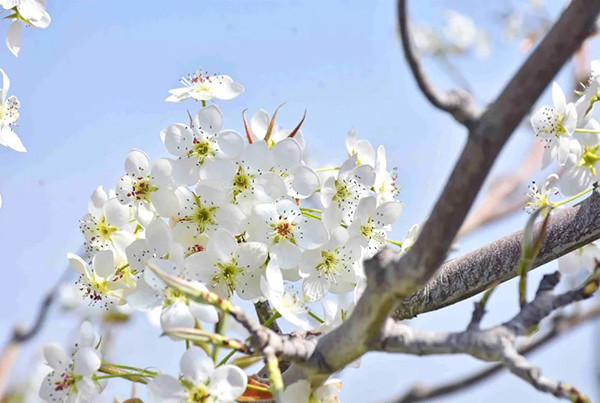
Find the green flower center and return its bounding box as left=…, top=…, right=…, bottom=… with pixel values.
left=189, top=138, right=216, bottom=165
left=231, top=166, right=254, bottom=201
left=129, top=178, right=158, bottom=202
left=164, top=287, right=188, bottom=307
left=97, top=216, right=118, bottom=241
left=316, top=250, right=339, bottom=277
left=360, top=218, right=374, bottom=239
left=333, top=180, right=351, bottom=205
left=579, top=144, right=600, bottom=176
left=214, top=258, right=242, bottom=294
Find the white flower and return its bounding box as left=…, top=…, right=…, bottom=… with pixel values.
left=68, top=251, right=123, bottom=306
left=115, top=149, right=179, bottom=221
left=127, top=258, right=219, bottom=331
left=374, top=145, right=401, bottom=203
left=0, top=68, right=25, bottom=152
left=2, top=0, right=51, bottom=57
left=184, top=228, right=269, bottom=300
left=558, top=124, right=600, bottom=196
left=261, top=256, right=313, bottom=330
left=525, top=173, right=559, bottom=213
left=558, top=243, right=600, bottom=274
left=574, top=60, right=600, bottom=127
left=531, top=82, right=578, bottom=167
left=300, top=227, right=362, bottom=302
left=348, top=196, right=403, bottom=257
left=412, top=25, right=442, bottom=55
left=400, top=224, right=420, bottom=254
left=279, top=379, right=342, bottom=403
left=165, top=71, right=244, bottom=103
left=444, top=11, right=477, bottom=52
left=173, top=181, right=246, bottom=247
left=39, top=322, right=102, bottom=403
left=321, top=154, right=375, bottom=226
left=80, top=186, right=135, bottom=257
left=345, top=128, right=375, bottom=167
left=148, top=347, right=247, bottom=403
left=249, top=198, right=329, bottom=270
left=161, top=105, right=245, bottom=185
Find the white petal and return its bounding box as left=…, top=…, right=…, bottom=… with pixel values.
left=150, top=187, right=179, bottom=217
left=189, top=300, right=219, bottom=324
left=272, top=138, right=302, bottom=169
left=73, top=347, right=101, bottom=376
left=297, top=218, right=329, bottom=250
left=249, top=109, right=270, bottom=141
left=291, top=165, right=320, bottom=198
left=237, top=242, right=268, bottom=269
left=148, top=375, right=186, bottom=403
left=0, top=126, right=26, bottom=152
left=103, top=198, right=130, bottom=227
left=6, top=20, right=22, bottom=57
left=375, top=201, right=404, bottom=226
left=552, top=82, right=567, bottom=115
left=88, top=186, right=108, bottom=218
left=208, top=228, right=237, bottom=262
left=43, top=343, right=69, bottom=371
left=211, top=75, right=244, bottom=100
left=271, top=241, right=302, bottom=269
left=217, top=130, right=245, bottom=159
left=68, top=253, right=91, bottom=277
left=93, top=250, right=115, bottom=278
left=303, top=275, right=330, bottom=302
left=0, top=68, right=9, bottom=102
left=162, top=123, right=191, bottom=157
left=125, top=149, right=150, bottom=177
left=180, top=346, right=213, bottom=384
left=126, top=279, right=162, bottom=310
left=160, top=301, right=194, bottom=330
left=193, top=104, right=223, bottom=134
left=151, top=158, right=175, bottom=188
left=146, top=218, right=172, bottom=257
left=208, top=365, right=248, bottom=401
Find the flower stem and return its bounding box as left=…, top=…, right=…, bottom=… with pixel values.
left=247, top=383, right=271, bottom=393
left=315, top=167, right=341, bottom=172
left=386, top=238, right=403, bottom=247
left=262, top=311, right=282, bottom=328
left=100, top=362, right=157, bottom=376
left=575, top=128, right=600, bottom=134
left=551, top=186, right=594, bottom=208
left=217, top=348, right=238, bottom=367
left=301, top=211, right=322, bottom=220
left=308, top=310, right=325, bottom=324
left=201, top=100, right=207, bottom=107
left=299, top=207, right=322, bottom=214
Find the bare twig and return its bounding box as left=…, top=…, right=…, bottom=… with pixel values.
left=398, top=0, right=480, bottom=127
left=394, top=303, right=600, bottom=403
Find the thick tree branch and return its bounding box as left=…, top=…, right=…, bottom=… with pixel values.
left=394, top=189, right=600, bottom=320
left=398, top=0, right=480, bottom=127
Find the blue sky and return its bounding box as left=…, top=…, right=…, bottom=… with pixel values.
left=1, top=0, right=598, bottom=402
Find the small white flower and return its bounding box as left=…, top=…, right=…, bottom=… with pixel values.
left=165, top=71, right=244, bottom=103
left=248, top=107, right=306, bottom=148
left=148, top=347, right=247, bottom=403
left=127, top=258, right=219, bottom=331
left=558, top=124, right=600, bottom=196
left=531, top=82, right=578, bottom=167
left=279, top=379, right=342, bottom=403
left=558, top=243, right=600, bottom=274
left=68, top=251, right=123, bottom=306
left=80, top=186, right=135, bottom=257
left=373, top=145, right=401, bottom=203
left=0, top=68, right=25, bottom=152
left=249, top=198, right=329, bottom=270
left=444, top=11, right=477, bottom=52
left=39, top=322, right=102, bottom=403
left=300, top=227, right=362, bottom=302
left=345, top=128, right=375, bottom=167
left=525, top=173, right=559, bottom=213
left=184, top=228, right=268, bottom=300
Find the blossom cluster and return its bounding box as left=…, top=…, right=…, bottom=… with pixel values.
left=38, top=73, right=413, bottom=402
left=528, top=60, right=600, bottom=274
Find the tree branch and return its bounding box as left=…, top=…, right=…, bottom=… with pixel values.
left=397, top=0, right=480, bottom=127
left=394, top=188, right=600, bottom=320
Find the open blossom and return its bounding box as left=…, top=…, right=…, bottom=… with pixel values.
left=80, top=186, right=135, bottom=257
left=345, top=128, right=375, bottom=166
left=531, top=82, right=578, bottom=167
left=374, top=145, right=401, bottom=203
left=249, top=198, right=329, bottom=270
left=525, top=174, right=559, bottom=213
left=248, top=107, right=306, bottom=148
left=0, top=68, right=25, bottom=152
left=127, top=258, right=219, bottom=331
left=300, top=227, right=362, bottom=302
left=1, top=0, right=51, bottom=56
left=165, top=71, right=244, bottom=103
left=148, top=347, right=247, bottom=403
left=39, top=322, right=102, bottom=403
left=161, top=105, right=245, bottom=185
left=184, top=228, right=269, bottom=300
left=69, top=251, right=124, bottom=306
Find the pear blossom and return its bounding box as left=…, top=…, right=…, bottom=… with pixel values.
left=574, top=60, right=600, bottom=127
left=1, top=0, right=51, bottom=56
left=374, top=145, right=401, bottom=203
left=321, top=154, right=375, bottom=226
left=531, top=82, right=578, bottom=167
left=249, top=198, right=329, bottom=270
left=261, top=257, right=313, bottom=330
left=80, top=186, right=135, bottom=257
left=558, top=127, right=600, bottom=196
left=279, top=379, right=342, bottom=403
left=148, top=347, right=247, bottom=403
left=165, top=71, right=244, bottom=103
left=161, top=105, right=245, bottom=185
left=345, top=128, right=375, bottom=166
left=39, top=322, right=102, bottom=403
left=399, top=224, right=420, bottom=255
left=184, top=228, right=269, bottom=300
left=0, top=68, right=25, bottom=152
left=558, top=243, right=600, bottom=274
left=115, top=149, right=179, bottom=220
left=525, top=174, right=560, bottom=213
left=300, top=227, right=362, bottom=302
left=127, top=258, right=219, bottom=331
left=348, top=196, right=404, bottom=257
left=68, top=251, right=124, bottom=306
